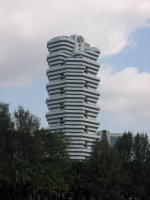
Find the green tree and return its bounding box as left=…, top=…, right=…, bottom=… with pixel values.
left=115, top=132, right=150, bottom=199
left=0, top=102, right=15, bottom=164
left=13, top=105, right=40, bottom=134
left=132, top=133, right=150, bottom=199
left=41, top=131, right=69, bottom=163
left=13, top=105, right=40, bottom=162
left=144, top=150, right=150, bottom=198
left=67, top=161, right=87, bottom=200
left=0, top=103, right=41, bottom=200
left=88, top=139, right=123, bottom=200
left=0, top=102, right=71, bottom=200
left=133, top=133, right=149, bottom=163
left=114, top=131, right=133, bottom=163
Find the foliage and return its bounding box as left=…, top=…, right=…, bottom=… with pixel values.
left=0, top=102, right=150, bottom=200
left=0, top=103, right=15, bottom=164
left=13, top=105, right=40, bottom=134
left=0, top=102, right=70, bottom=200
left=115, top=131, right=150, bottom=200
left=88, top=139, right=124, bottom=200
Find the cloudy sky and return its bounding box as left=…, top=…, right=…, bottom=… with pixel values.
left=0, top=0, right=150, bottom=135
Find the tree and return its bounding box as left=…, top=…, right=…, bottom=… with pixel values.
left=13, top=105, right=40, bottom=134
left=0, top=103, right=15, bottom=200
left=133, top=133, right=149, bottom=163
left=28, top=131, right=70, bottom=200
left=13, top=105, right=40, bottom=162
left=115, top=132, right=150, bottom=199
left=88, top=139, right=124, bottom=200
left=132, top=133, right=150, bottom=199
left=0, top=102, right=71, bottom=200
left=144, top=150, right=150, bottom=198
left=0, top=102, right=15, bottom=164
left=41, top=131, right=70, bottom=163
left=67, top=161, right=87, bottom=200
left=114, top=131, right=133, bottom=163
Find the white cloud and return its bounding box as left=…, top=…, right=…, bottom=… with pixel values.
left=0, top=0, right=150, bottom=88
left=97, top=65, right=150, bottom=123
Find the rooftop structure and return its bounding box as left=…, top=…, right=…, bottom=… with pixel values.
left=46, top=35, right=100, bottom=160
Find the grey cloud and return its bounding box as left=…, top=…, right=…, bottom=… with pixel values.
left=0, top=0, right=150, bottom=88
left=98, top=65, right=150, bottom=120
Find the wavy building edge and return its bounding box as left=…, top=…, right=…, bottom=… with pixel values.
left=46, top=34, right=101, bottom=160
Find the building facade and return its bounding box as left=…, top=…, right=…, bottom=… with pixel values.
left=46, top=35, right=100, bottom=160
left=98, top=130, right=121, bottom=147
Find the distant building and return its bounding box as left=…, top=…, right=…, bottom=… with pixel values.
left=98, top=130, right=121, bottom=147
left=46, top=35, right=100, bottom=160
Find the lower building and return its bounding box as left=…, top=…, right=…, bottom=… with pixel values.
left=97, top=130, right=121, bottom=147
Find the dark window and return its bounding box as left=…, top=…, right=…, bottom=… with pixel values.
left=84, top=111, right=88, bottom=118
left=60, top=102, right=64, bottom=109
left=60, top=118, right=64, bottom=125
left=84, top=67, right=88, bottom=73
left=84, top=96, right=88, bottom=103
left=60, top=73, right=65, bottom=80
left=60, top=88, right=64, bottom=95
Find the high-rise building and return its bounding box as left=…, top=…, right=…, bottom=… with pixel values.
left=46, top=35, right=100, bottom=160
left=98, top=130, right=121, bottom=147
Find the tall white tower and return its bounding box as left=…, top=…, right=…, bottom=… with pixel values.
left=46, top=35, right=100, bottom=160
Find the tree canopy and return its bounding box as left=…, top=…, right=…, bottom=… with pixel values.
left=0, top=102, right=150, bottom=200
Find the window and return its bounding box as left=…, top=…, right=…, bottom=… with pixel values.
left=84, top=81, right=88, bottom=88
left=60, top=118, right=64, bottom=126
left=84, top=111, right=88, bottom=118
left=84, top=67, right=88, bottom=74
left=84, top=126, right=88, bottom=133
left=60, top=73, right=65, bottom=80
left=60, top=88, right=65, bottom=95
left=84, top=96, right=88, bottom=103
left=84, top=142, right=88, bottom=148
left=60, top=102, right=64, bottom=110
